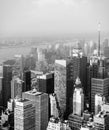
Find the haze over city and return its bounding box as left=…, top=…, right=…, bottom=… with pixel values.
left=0, top=0, right=109, bottom=37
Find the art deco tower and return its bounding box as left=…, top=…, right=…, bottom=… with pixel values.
left=73, top=77, right=84, bottom=116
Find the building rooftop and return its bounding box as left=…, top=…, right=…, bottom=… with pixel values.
left=24, top=88, right=43, bottom=96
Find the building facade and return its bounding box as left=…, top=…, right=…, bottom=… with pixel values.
left=22, top=90, right=48, bottom=130
left=14, top=99, right=35, bottom=130
left=91, top=78, right=109, bottom=113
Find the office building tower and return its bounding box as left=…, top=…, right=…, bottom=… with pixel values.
left=11, top=76, right=23, bottom=99
left=55, top=49, right=87, bottom=118
left=95, top=94, right=105, bottom=115
left=69, top=43, right=87, bottom=111
left=87, top=54, right=109, bottom=111
left=73, top=77, right=84, bottom=116
left=97, top=57, right=107, bottom=79
left=91, top=78, right=109, bottom=112
left=94, top=111, right=109, bottom=130
left=14, top=99, right=35, bottom=130
left=86, top=63, right=93, bottom=111
left=14, top=54, right=24, bottom=74
left=2, top=64, right=13, bottom=107
left=54, top=60, right=67, bottom=118
left=22, top=90, right=48, bottom=130
left=49, top=94, right=59, bottom=118
left=37, top=72, right=54, bottom=94
left=68, top=77, right=84, bottom=130
left=23, top=70, right=31, bottom=92
left=0, top=77, right=3, bottom=106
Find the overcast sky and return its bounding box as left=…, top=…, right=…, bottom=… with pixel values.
left=0, top=0, right=109, bottom=37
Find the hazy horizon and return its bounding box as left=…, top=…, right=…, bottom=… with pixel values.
left=0, top=0, right=109, bottom=37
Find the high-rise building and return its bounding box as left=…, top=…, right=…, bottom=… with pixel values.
left=87, top=54, right=109, bottom=111
left=54, top=60, right=67, bottom=118
left=55, top=45, right=87, bottom=118
left=14, top=99, right=35, bottom=130
left=0, top=77, right=3, bottom=107
left=2, top=64, right=13, bottom=107
left=37, top=72, right=54, bottom=94
left=73, top=77, right=84, bottom=116
left=91, top=78, right=109, bottom=112
left=68, top=77, right=84, bottom=130
left=23, top=70, right=31, bottom=92
left=95, top=94, right=105, bottom=115
left=22, top=89, right=48, bottom=130
left=14, top=54, right=24, bottom=74
left=49, top=94, right=59, bottom=118
left=94, top=111, right=109, bottom=130
left=11, top=76, right=23, bottom=99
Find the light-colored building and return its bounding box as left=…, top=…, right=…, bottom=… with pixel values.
left=14, top=99, right=35, bottom=130
left=49, top=94, right=59, bottom=118
left=95, top=94, right=105, bottom=115
left=73, top=77, right=84, bottom=116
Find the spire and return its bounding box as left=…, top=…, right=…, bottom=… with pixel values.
left=98, top=22, right=101, bottom=56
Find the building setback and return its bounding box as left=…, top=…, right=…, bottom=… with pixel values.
left=22, top=90, right=48, bottom=130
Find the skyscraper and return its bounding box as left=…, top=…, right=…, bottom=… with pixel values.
left=73, top=77, right=84, bottom=116
left=0, top=77, right=3, bottom=107
left=55, top=43, right=87, bottom=118
left=68, top=77, right=84, bottom=130
left=49, top=94, right=59, bottom=118
left=91, top=78, right=109, bottom=112
left=95, top=94, right=105, bottom=115
left=23, top=70, right=31, bottom=92
left=22, top=89, right=48, bottom=130
left=37, top=72, right=54, bottom=94
left=14, top=99, right=35, bottom=130
left=11, top=76, right=23, bottom=99
left=2, top=64, right=13, bottom=107
left=54, top=59, right=67, bottom=118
